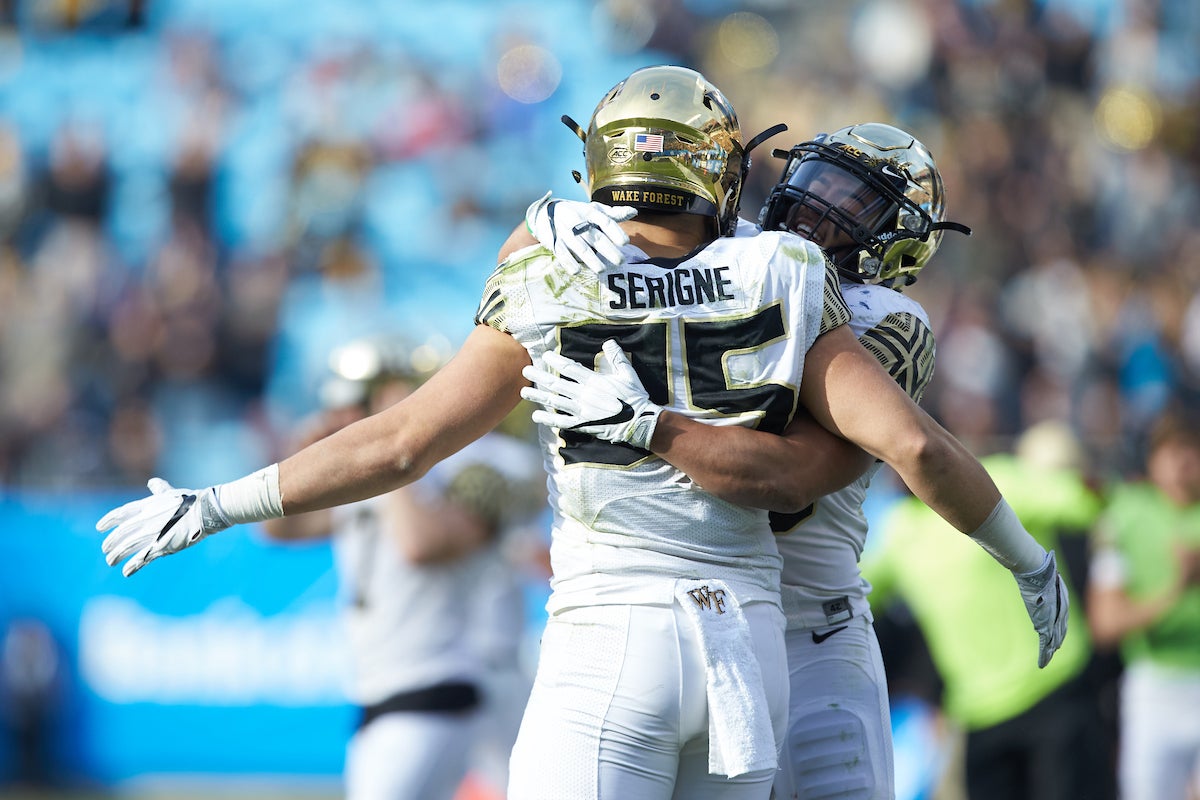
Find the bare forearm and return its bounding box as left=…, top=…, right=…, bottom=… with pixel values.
left=651, top=413, right=809, bottom=510
left=863, top=419, right=1045, bottom=573
left=278, top=409, right=424, bottom=515
left=801, top=327, right=1003, bottom=533
left=650, top=411, right=873, bottom=512
left=882, top=424, right=1002, bottom=533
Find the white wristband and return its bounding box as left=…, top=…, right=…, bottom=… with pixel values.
left=215, top=464, right=284, bottom=525
left=968, top=497, right=1047, bottom=574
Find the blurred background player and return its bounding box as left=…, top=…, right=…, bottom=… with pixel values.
left=1088, top=410, right=1200, bottom=800
left=863, top=420, right=1114, bottom=800
left=262, top=333, right=543, bottom=800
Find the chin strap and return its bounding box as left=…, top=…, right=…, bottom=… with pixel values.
left=561, top=114, right=587, bottom=142
left=562, top=115, right=588, bottom=184
left=931, top=220, right=972, bottom=236
left=744, top=123, right=789, bottom=156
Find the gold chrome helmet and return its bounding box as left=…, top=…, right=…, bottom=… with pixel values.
left=573, top=65, right=747, bottom=238
left=760, top=122, right=970, bottom=289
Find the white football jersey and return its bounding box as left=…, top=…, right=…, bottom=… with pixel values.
left=774, top=281, right=936, bottom=629
left=332, top=432, right=536, bottom=705
left=478, top=231, right=849, bottom=613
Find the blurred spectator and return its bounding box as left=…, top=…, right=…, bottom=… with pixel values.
left=1, top=617, right=61, bottom=788
left=1088, top=410, right=1200, bottom=800
left=864, top=420, right=1116, bottom=800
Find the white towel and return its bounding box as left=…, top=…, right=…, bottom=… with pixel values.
left=675, top=578, right=777, bottom=778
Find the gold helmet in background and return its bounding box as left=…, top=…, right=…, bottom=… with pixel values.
left=320, top=333, right=451, bottom=409
left=573, top=65, right=748, bottom=238
left=760, top=122, right=971, bottom=289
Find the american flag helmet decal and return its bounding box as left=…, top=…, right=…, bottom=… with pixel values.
left=633, top=133, right=664, bottom=152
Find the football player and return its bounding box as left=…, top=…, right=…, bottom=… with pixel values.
left=98, top=66, right=1064, bottom=800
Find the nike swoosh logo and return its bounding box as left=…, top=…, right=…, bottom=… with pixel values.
left=811, top=625, right=848, bottom=644
left=574, top=399, right=635, bottom=429
left=157, top=494, right=196, bottom=541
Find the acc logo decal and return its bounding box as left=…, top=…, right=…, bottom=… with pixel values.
left=608, top=146, right=633, bottom=165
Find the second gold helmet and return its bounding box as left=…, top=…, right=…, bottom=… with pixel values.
left=760, top=122, right=970, bottom=289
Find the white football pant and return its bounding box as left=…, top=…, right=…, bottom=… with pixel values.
left=773, top=614, right=894, bottom=800
left=508, top=599, right=788, bottom=800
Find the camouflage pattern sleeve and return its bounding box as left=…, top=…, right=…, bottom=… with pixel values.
left=818, top=259, right=852, bottom=335
left=857, top=311, right=936, bottom=402
left=475, top=264, right=512, bottom=333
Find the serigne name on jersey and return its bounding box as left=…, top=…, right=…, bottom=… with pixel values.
left=607, top=266, right=736, bottom=310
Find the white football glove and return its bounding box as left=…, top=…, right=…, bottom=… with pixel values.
left=1013, top=550, right=1070, bottom=668
left=525, top=191, right=636, bottom=275
left=521, top=339, right=663, bottom=451
left=98, top=478, right=232, bottom=577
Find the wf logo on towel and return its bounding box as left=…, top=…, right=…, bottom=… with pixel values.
left=687, top=585, right=727, bottom=615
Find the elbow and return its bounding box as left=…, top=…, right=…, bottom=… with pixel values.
left=886, top=424, right=948, bottom=476
left=393, top=453, right=425, bottom=486
left=386, top=431, right=431, bottom=488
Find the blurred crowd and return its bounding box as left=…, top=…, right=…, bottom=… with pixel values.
left=0, top=0, right=1197, bottom=493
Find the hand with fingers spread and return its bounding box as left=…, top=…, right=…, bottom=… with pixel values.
left=1013, top=550, right=1070, bottom=668
left=98, top=479, right=232, bottom=577
left=525, top=192, right=637, bottom=275
left=98, top=465, right=282, bottom=577
left=521, top=339, right=664, bottom=451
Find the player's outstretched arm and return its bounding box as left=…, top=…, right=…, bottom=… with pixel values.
left=99, top=325, right=530, bottom=576
left=798, top=324, right=1069, bottom=668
